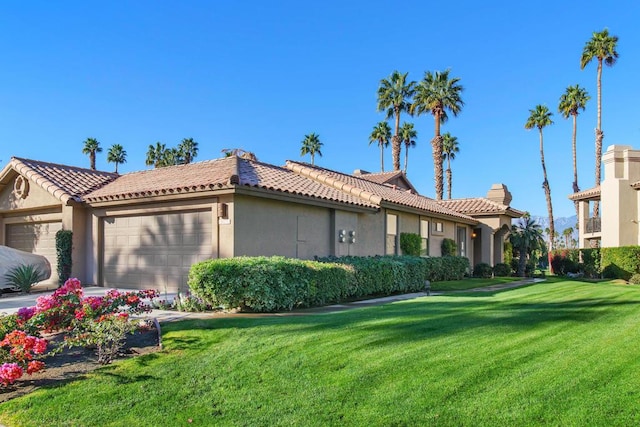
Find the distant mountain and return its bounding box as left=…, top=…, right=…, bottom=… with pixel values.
left=517, top=215, right=579, bottom=242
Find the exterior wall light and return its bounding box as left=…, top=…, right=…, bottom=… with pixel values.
left=349, top=230, right=356, bottom=244
left=338, top=230, right=346, bottom=243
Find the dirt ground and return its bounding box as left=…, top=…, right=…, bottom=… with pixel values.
left=0, top=324, right=162, bottom=403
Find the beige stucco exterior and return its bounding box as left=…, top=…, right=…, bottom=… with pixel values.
left=572, top=145, right=640, bottom=248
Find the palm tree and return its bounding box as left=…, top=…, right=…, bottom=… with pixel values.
left=106, top=144, right=127, bottom=173
left=178, top=138, right=199, bottom=164
left=221, top=148, right=258, bottom=161
left=82, top=138, right=102, bottom=170
left=525, top=105, right=556, bottom=265
left=563, top=227, right=574, bottom=248
left=400, top=122, right=417, bottom=174
left=559, top=85, right=590, bottom=218
left=441, top=133, right=459, bottom=200
left=412, top=69, right=464, bottom=200
left=581, top=28, right=619, bottom=217
left=510, top=215, right=545, bottom=277
left=161, top=148, right=184, bottom=167
left=300, top=133, right=323, bottom=165
left=146, top=142, right=167, bottom=168
left=368, top=122, right=391, bottom=172
left=376, top=71, right=415, bottom=171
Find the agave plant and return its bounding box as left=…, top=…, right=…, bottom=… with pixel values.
left=4, top=264, right=45, bottom=293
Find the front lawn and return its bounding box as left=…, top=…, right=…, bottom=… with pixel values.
left=2, top=280, right=640, bottom=426
left=431, top=276, right=520, bottom=291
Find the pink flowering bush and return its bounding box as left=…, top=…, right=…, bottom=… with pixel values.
left=0, top=278, right=159, bottom=384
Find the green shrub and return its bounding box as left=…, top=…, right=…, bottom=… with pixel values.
left=189, top=255, right=470, bottom=312
left=629, top=274, right=640, bottom=285
left=473, top=263, right=493, bottom=278
left=400, top=233, right=422, bottom=256
left=56, top=229, right=73, bottom=286
left=550, top=254, right=580, bottom=276
left=601, top=246, right=640, bottom=280
left=4, top=264, right=46, bottom=293
left=441, top=238, right=457, bottom=256
left=493, top=263, right=511, bottom=277
left=503, top=241, right=513, bottom=266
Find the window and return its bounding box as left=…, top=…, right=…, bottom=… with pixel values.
left=457, top=226, right=467, bottom=257
left=433, top=221, right=444, bottom=234
left=420, top=219, right=429, bottom=256
left=386, top=214, right=398, bottom=255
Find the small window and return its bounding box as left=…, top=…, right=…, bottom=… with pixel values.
left=420, top=219, right=429, bottom=256
left=386, top=214, right=398, bottom=255
left=433, top=222, right=444, bottom=233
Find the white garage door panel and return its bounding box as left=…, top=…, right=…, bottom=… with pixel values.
left=5, top=222, right=62, bottom=286
left=103, top=211, right=212, bottom=291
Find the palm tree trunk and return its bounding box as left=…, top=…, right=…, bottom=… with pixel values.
left=115, top=162, right=119, bottom=173
left=90, top=152, right=96, bottom=170
left=539, top=128, right=555, bottom=273
left=404, top=143, right=408, bottom=174
left=311, top=153, right=315, bottom=165
left=433, top=112, right=444, bottom=200
left=572, top=113, right=580, bottom=219
left=518, top=244, right=527, bottom=277
left=392, top=111, right=401, bottom=171
left=594, top=59, right=604, bottom=217
left=379, top=141, right=385, bottom=172
left=446, top=167, right=452, bottom=200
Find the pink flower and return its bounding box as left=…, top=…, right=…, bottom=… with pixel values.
left=17, top=306, right=36, bottom=321
left=35, top=295, right=56, bottom=313
left=106, top=289, right=121, bottom=298
left=0, top=363, right=23, bottom=386
left=83, top=296, right=104, bottom=311
left=33, top=338, right=47, bottom=354
left=26, top=360, right=45, bottom=375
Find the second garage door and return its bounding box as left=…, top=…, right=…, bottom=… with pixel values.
left=5, top=221, right=62, bottom=287
left=103, top=210, right=213, bottom=292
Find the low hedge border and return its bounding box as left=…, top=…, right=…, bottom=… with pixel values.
left=188, top=255, right=470, bottom=312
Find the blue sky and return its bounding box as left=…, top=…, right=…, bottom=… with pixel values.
left=1, top=1, right=639, bottom=219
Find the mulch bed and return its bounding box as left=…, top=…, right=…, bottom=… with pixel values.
left=0, top=322, right=162, bottom=403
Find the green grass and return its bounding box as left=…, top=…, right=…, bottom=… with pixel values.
left=431, top=276, right=520, bottom=291
left=3, top=280, right=640, bottom=426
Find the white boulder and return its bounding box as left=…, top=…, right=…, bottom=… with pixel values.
left=0, top=246, right=52, bottom=292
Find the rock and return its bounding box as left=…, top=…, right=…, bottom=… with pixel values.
left=0, top=246, right=51, bottom=291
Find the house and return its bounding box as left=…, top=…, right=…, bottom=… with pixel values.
left=569, top=145, right=640, bottom=248
left=0, top=155, right=523, bottom=291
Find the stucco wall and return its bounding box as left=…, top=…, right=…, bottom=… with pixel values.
left=356, top=211, right=384, bottom=256
left=233, top=195, right=332, bottom=259
left=0, top=175, right=61, bottom=212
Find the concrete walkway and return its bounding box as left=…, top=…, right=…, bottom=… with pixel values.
left=0, top=278, right=544, bottom=322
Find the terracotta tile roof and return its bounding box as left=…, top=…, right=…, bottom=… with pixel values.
left=438, top=198, right=524, bottom=218
left=5, top=157, right=117, bottom=204
left=285, top=161, right=477, bottom=223
left=85, top=156, right=378, bottom=208
left=355, top=170, right=418, bottom=193
left=568, top=186, right=600, bottom=201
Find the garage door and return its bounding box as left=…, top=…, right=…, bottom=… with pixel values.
left=5, top=221, right=62, bottom=286
left=102, top=210, right=213, bottom=292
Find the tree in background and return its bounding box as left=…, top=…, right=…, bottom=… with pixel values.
left=178, top=138, right=199, bottom=164
left=563, top=227, right=575, bottom=248
left=146, top=142, right=167, bottom=168
left=82, top=138, right=102, bottom=170
left=511, top=215, right=545, bottom=277
left=106, top=144, right=127, bottom=173
left=400, top=122, right=417, bottom=174
left=369, top=121, right=391, bottom=172
left=559, top=84, right=590, bottom=218
left=412, top=69, right=464, bottom=200
left=162, top=148, right=184, bottom=166
left=377, top=71, right=415, bottom=171
left=581, top=28, right=619, bottom=217
left=441, top=132, right=459, bottom=200
left=525, top=105, right=555, bottom=268
left=300, top=133, right=323, bottom=165
left=221, top=148, right=258, bottom=161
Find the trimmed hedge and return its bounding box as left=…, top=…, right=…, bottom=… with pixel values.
left=550, top=248, right=601, bottom=278
left=473, top=263, right=493, bottom=278
left=493, top=263, right=511, bottom=277
left=188, top=255, right=470, bottom=312
left=55, top=229, right=73, bottom=286
left=400, top=233, right=422, bottom=256
left=601, top=246, right=640, bottom=280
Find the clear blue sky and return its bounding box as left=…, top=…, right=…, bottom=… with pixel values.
left=1, top=1, right=639, bottom=218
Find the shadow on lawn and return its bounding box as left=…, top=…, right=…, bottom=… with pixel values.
left=161, top=291, right=640, bottom=350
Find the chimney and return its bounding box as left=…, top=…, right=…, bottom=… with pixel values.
left=486, top=184, right=512, bottom=206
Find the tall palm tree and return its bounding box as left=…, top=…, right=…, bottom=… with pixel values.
left=525, top=105, right=556, bottom=263
left=559, top=85, right=590, bottom=218
left=106, top=144, right=127, bottom=173
left=376, top=71, right=415, bottom=171
left=412, top=69, right=464, bottom=200
left=368, top=122, right=391, bottom=172
left=82, top=138, right=102, bottom=170
left=562, top=227, right=574, bottom=248
left=581, top=28, right=619, bottom=217
left=441, top=133, right=459, bottom=200
left=178, top=138, right=199, bottom=164
left=300, top=133, right=323, bottom=165
left=510, top=215, right=545, bottom=277
left=146, top=142, right=167, bottom=168
left=399, top=122, right=417, bottom=174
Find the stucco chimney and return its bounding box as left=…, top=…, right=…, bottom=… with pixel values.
left=486, top=184, right=512, bottom=206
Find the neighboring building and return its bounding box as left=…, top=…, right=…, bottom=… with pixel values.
left=0, top=156, right=522, bottom=291
left=570, top=145, right=640, bottom=248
